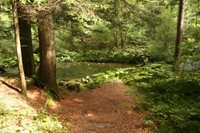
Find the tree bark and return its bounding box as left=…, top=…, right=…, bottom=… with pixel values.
left=38, top=13, right=58, bottom=90
left=174, top=0, right=185, bottom=72
left=12, top=0, right=27, bottom=95
left=113, top=0, right=120, bottom=47
left=18, top=16, right=35, bottom=77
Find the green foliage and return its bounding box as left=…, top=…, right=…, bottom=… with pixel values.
left=19, top=0, right=47, bottom=4
left=73, top=48, right=149, bottom=64
left=56, top=50, right=79, bottom=62
left=0, top=10, right=15, bottom=67
left=82, top=63, right=200, bottom=132
left=149, top=9, right=176, bottom=62
left=82, top=63, right=170, bottom=89
left=0, top=6, right=17, bottom=68
left=141, top=77, right=200, bottom=133
left=82, top=72, right=117, bottom=89
left=33, top=108, right=67, bottom=132
left=0, top=101, right=68, bottom=132
left=33, top=53, right=40, bottom=65
left=55, top=47, right=150, bottom=64
left=3, top=57, right=17, bottom=67
left=0, top=55, right=17, bottom=68
left=1, top=0, right=200, bottom=69
left=0, top=13, right=13, bottom=35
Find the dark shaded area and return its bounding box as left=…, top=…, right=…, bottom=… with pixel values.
left=141, top=79, right=200, bottom=133
left=0, top=66, right=6, bottom=73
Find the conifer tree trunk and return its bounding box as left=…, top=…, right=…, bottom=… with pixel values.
left=12, top=0, right=27, bottom=95
left=38, top=13, right=58, bottom=90
left=18, top=16, right=35, bottom=77
left=174, top=0, right=185, bottom=72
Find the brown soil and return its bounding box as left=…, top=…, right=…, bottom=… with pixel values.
left=0, top=77, right=151, bottom=133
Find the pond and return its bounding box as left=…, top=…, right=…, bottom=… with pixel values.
left=57, top=62, right=131, bottom=81
left=3, top=62, right=131, bottom=81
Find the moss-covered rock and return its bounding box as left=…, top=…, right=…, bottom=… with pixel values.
left=66, top=81, right=82, bottom=92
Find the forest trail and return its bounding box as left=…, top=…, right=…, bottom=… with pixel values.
left=56, top=81, right=150, bottom=133
left=0, top=77, right=150, bottom=133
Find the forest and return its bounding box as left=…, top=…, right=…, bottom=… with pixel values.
left=0, top=0, right=200, bottom=132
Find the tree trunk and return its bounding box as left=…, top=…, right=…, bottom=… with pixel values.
left=174, top=0, right=185, bottom=72
left=38, top=13, right=58, bottom=90
left=18, top=16, right=35, bottom=77
left=113, top=0, right=120, bottom=47
left=12, top=0, right=27, bottom=95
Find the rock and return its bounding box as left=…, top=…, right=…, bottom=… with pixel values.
left=66, top=81, right=82, bottom=92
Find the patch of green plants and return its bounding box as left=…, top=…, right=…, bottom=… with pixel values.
left=78, top=48, right=150, bottom=64
left=82, top=63, right=173, bottom=89
left=33, top=108, right=68, bottom=133
left=81, top=64, right=153, bottom=88
left=2, top=57, right=17, bottom=67
left=56, top=47, right=150, bottom=65
left=56, top=51, right=79, bottom=62
left=0, top=101, right=68, bottom=132
left=82, top=72, right=117, bottom=89
left=142, top=79, right=200, bottom=133
left=82, top=63, right=200, bottom=132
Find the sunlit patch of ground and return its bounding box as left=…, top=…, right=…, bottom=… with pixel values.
left=0, top=76, right=68, bottom=132
left=0, top=76, right=150, bottom=132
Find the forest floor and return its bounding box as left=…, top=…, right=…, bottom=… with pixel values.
left=0, top=76, right=151, bottom=133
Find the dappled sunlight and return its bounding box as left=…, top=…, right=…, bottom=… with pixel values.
left=55, top=81, right=149, bottom=133
left=0, top=0, right=198, bottom=132
left=0, top=82, right=26, bottom=108
left=0, top=73, right=151, bottom=132
left=73, top=98, right=84, bottom=103
left=26, top=86, right=47, bottom=110
left=26, top=86, right=63, bottom=112
left=0, top=77, right=69, bottom=132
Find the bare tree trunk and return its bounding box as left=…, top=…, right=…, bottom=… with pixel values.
left=174, top=0, right=185, bottom=72
left=12, top=0, right=27, bottom=95
left=38, top=13, right=58, bottom=90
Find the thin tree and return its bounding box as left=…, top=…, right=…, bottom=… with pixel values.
left=12, top=0, right=27, bottom=95
left=174, top=0, right=186, bottom=72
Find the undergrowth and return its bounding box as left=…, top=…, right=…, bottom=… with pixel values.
left=0, top=99, right=68, bottom=133
left=56, top=48, right=150, bottom=64
left=82, top=63, right=200, bottom=133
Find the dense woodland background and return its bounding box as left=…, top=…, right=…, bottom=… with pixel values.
left=0, top=0, right=200, bottom=132
left=0, top=0, right=199, bottom=67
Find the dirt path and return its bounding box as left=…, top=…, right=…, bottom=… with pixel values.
left=0, top=77, right=150, bottom=133
left=55, top=81, right=150, bottom=133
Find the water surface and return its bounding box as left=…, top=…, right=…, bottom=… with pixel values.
left=57, top=62, right=131, bottom=80
left=3, top=62, right=131, bottom=81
